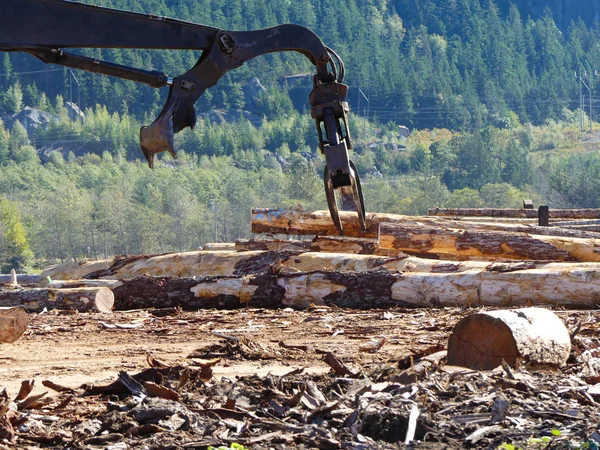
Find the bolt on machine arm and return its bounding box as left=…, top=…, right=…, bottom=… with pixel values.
left=0, top=0, right=366, bottom=234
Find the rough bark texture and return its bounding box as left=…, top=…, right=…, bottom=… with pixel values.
left=379, top=223, right=600, bottom=262
left=235, top=239, right=312, bottom=252
left=447, top=308, right=571, bottom=370
left=0, top=307, right=28, bottom=343
left=429, top=207, right=600, bottom=219
left=0, top=286, right=114, bottom=312
left=111, top=270, right=404, bottom=310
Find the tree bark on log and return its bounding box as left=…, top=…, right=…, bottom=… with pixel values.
left=235, top=239, right=312, bottom=252
left=0, top=287, right=114, bottom=312
left=111, top=262, right=600, bottom=310
left=250, top=208, right=600, bottom=240
left=447, top=308, right=571, bottom=370
left=0, top=307, right=28, bottom=343
left=378, top=223, right=600, bottom=262
left=429, top=207, right=600, bottom=219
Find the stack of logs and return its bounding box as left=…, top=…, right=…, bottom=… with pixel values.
left=0, top=206, right=595, bottom=365
left=2, top=206, right=600, bottom=314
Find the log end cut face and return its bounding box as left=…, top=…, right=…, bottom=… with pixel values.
left=447, top=308, right=571, bottom=370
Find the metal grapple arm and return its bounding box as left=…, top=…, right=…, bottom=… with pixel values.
left=1, top=0, right=366, bottom=234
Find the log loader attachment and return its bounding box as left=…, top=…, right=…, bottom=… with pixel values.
left=0, top=0, right=366, bottom=234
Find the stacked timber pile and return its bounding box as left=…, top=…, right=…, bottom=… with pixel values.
left=0, top=206, right=596, bottom=312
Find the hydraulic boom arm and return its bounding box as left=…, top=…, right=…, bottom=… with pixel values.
left=1, top=0, right=366, bottom=233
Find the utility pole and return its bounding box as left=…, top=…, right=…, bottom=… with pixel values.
left=578, top=71, right=584, bottom=132
left=578, top=70, right=593, bottom=132
left=359, top=88, right=369, bottom=143
left=69, top=69, right=80, bottom=121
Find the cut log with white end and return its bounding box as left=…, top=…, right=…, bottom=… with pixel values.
left=447, top=308, right=571, bottom=370
left=379, top=223, right=600, bottom=262
left=0, top=307, right=28, bottom=343
left=0, top=287, right=114, bottom=313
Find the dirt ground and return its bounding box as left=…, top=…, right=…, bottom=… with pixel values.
left=1, top=306, right=451, bottom=398
left=2, top=306, right=599, bottom=449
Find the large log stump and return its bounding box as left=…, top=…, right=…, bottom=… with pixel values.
left=379, top=223, right=600, bottom=262
left=0, top=287, right=114, bottom=312
left=0, top=307, right=28, bottom=343
left=447, top=308, right=571, bottom=370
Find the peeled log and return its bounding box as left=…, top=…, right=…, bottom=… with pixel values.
left=447, top=308, right=571, bottom=370
left=0, top=307, right=28, bottom=343
left=379, top=223, right=600, bottom=262
left=251, top=208, right=600, bottom=240
left=310, top=236, right=405, bottom=257
left=429, top=207, right=600, bottom=219
left=235, top=239, right=312, bottom=252
left=112, top=261, right=600, bottom=310
left=0, top=286, right=114, bottom=312
left=39, top=250, right=428, bottom=281
left=48, top=279, right=123, bottom=289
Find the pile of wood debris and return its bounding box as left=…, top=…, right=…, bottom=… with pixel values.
left=1, top=308, right=600, bottom=449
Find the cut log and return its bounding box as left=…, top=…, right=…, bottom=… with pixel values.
left=447, top=308, right=571, bottom=370
left=47, top=279, right=123, bottom=289
left=202, top=243, right=235, bottom=251
left=0, top=274, right=41, bottom=284
left=310, top=236, right=405, bottom=256
left=378, top=222, right=600, bottom=262
left=235, top=239, right=311, bottom=252
left=250, top=208, right=600, bottom=240
left=112, top=261, right=600, bottom=310
left=39, top=250, right=421, bottom=280
left=0, top=307, right=28, bottom=343
left=0, top=286, right=114, bottom=312
left=429, top=207, right=600, bottom=219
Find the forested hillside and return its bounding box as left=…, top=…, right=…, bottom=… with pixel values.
left=1, top=0, right=600, bottom=271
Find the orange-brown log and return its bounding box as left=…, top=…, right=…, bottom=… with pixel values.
left=378, top=222, right=600, bottom=261
left=447, top=308, right=570, bottom=370
left=0, top=286, right=113, bottom=312
left=0, top=307, right=28, bottom=343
